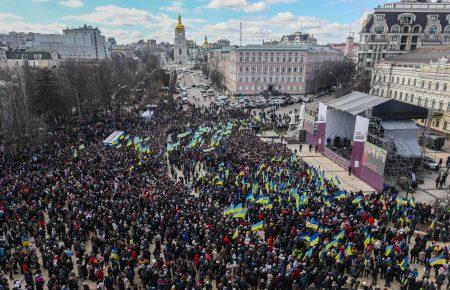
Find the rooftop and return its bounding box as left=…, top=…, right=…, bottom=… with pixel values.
left=218, top=44, right=340, bottom=52
left=386, top=46, right=450, bottom=63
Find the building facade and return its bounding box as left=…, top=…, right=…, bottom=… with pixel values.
left=3, top=49, right=60, bottom=70
left=209, top=44, right=343, bottom=95
left=173, top=15, right=188, bottom=65
left=371, top=47, right=450, bottom=135
left=280, top=32, right=318, bottom=45
left=358, top=0, right=450, bottom=69
left=0, top=26, right=106, bottom=61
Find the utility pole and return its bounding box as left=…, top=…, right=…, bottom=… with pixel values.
left=111, top=84, right=127, bottom=130
left=329, top=71, right=339, bottom=98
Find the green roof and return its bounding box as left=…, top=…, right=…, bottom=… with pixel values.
left=213, top=44, right=338, bottom=53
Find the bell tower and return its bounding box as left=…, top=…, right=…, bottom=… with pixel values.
left=174, top=14, right=188, bottom=65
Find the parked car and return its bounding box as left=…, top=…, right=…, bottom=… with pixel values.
left=423, top=156, right=439, bottom=171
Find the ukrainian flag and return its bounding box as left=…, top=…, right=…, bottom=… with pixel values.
left=385, top=245, right=393, bottom=257
left=246, top=194, right=255, bottom=202
left=345, top=245, right=352, bottom=256
left=325, top=239, right=338, bottom=250
left=256, top=196, right=270, bottom=205
left=251, top=221, right=264, bottom=231
left=110, top=249, right=119, bottom=260
left=233, top=209, right=247, bottom=219
left=232, top=228, right=239, bottom=239
left=21, top=236, right=30, bottom=247
left=126, top=140, right=133, bottom=147
left=265, top=203, right=273, bottom=210
left=234, top=203, right=243, bottom=212
left=309, top=233, right=319, bottom=246
left=352, top=196, right=363, bottom=204
left=304, top=247, right=314, bottom=258
left=333, top=231, right=345, bottom=240
left=400, top=256, right=409, bottom=270
left=429, top=256, right=446, bottom=267
left=335, top=251, right=344, bottom=262
left=364, top=235, right=371, bottom=248
left=223, top=205, right=235, bottom=216
left=306, top=220, right=319, bottom=230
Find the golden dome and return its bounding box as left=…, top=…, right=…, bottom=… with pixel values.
left=203, top=36, right=209, bottom=46
left=175, top=14, right=185, bottom=30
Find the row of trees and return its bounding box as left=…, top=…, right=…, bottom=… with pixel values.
left=0, top=52, right=170, bottom=156
left=313, top=60, right=372, bottom=96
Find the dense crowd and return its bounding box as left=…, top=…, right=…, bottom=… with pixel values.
left=0, top=102, right=448, bottom=290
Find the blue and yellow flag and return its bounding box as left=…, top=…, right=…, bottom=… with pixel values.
left=325, top=239, right=338, bottom=250
left=232, top=228, right=239, bottom=239
left=21, top=236, right=30, bottom=247
left=364, top=235, right=371, bottom=248
left=306, top=220, right=319, bottom=230
left=233, top=209, right=247, bottom=219
left=385, top=245, right=393, bottom=257
left=429, top=256, right=446, bottom=267
left=251, top=221, right=264, bottom=231
left=400, top=256, right=409, bottom=270
left=309, top=233, right=319, bottom=246
left=223, top=205, right=235, bottom=216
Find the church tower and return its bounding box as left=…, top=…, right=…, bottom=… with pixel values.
left=174, top=14, right=188, bottom=65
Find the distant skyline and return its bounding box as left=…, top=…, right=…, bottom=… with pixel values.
left=0, top=0, right=386, bottom=45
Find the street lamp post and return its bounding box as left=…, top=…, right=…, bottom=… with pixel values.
left=111, top=84, right=127, bottom=130
left=329, top=72, right=339, bottom=98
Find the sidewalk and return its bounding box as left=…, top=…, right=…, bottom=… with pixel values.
left=260, top=136, right=376, bottom=193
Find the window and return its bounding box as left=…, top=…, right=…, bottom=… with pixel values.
left=374, top=25, right=384, bottom=34
left=410, top=94, right=414, bottom=103
left=439, top=101, right=444, bottom=111
left=424, top=99, right=428, bottom=107
left=391, top=25, right=400, bottom=33
left=414, top=79, right=417, bottom=86
left=436, top=82, right=439, bottom=90
left=444, top=83, right=447, bottom=91
left=428, top=81, right=432, bottom=89
left=428, top=25, right=438, bottom=34
left=430, top=15, right=438, bottom=21
left=376, top=15, right=384, bottom=21
left=421, top=80, right=425, bottom=88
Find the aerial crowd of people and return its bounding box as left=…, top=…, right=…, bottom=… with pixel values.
left=0, top=100, right=449, bottom=290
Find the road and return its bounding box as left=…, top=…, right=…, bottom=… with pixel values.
left=176, top=68, right=337, bottom=114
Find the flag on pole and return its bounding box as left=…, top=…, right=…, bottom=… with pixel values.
left=400, top=256, right=409, bottom=270
left=429, top=256, right=446, bottom=267
left=251, top=221, right=264, bottom=231
left=232, top=228, right=239, bottom=239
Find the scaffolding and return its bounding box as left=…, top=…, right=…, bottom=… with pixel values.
left=367, top=117, right=424, bottom=191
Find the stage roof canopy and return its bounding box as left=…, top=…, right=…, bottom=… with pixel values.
left=327, top=92, right=428, bottom=120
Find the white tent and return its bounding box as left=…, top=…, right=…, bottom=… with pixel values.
left=103, top=131, right=124, bottom=146
left=141, top=110, right=154, bottom=119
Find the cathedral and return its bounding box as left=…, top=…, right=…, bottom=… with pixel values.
left=173, top=14, right=188, bottom=65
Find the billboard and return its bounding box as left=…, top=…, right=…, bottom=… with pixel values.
left=353, top=116, right=370, bottom=142
left=318, top=102, right=327, bottom=123
left=304, top=113, right=315, bottom=134
left=362, top=142, right=387, bottom=176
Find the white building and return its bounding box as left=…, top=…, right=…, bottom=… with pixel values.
left=173, top=15, right=188, bottom=65
left=0, top=25, right=106, bottom=61
left=371, top=46, right=450, bottom=135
